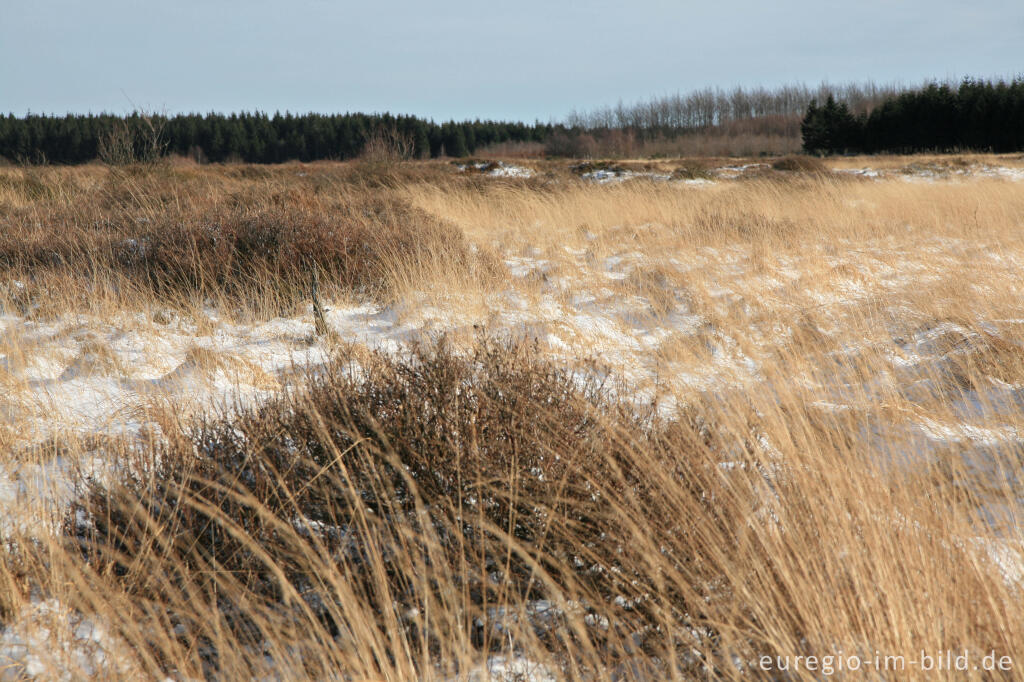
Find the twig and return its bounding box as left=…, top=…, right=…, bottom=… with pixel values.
left=311, top=264, right=329, bottom=336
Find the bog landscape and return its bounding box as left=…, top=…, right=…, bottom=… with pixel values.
left=1, top=79, right=1024, bottom=680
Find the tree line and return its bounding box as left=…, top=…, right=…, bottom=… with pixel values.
left=802, top=78, right=1024, bottom=155
left=553, top=81, right=907, bottom=157
left=566, top=81, right=903, bottom=139
left=5, top=77, right=1022, bottom=163
left=0, top=80, right=928, bottom=164
left=0, top=111, right=555, bottom=164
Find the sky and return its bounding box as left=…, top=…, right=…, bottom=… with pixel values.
left=2, top=0, right=1022, bottom=122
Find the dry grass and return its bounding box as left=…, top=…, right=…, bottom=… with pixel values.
left=0, top=157, right=1023, bottom=679
left=0, top=162, right=497, bottom=317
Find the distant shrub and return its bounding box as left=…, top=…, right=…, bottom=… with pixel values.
left=772, top=155, right=829, bottom=173
left=671, top=161, right=713, bottom=179
left=568, top=160, right=626, bottom=175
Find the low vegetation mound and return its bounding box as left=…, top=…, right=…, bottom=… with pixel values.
left=770, top=155, right=829, bottom=173
left=0, top=165, right=491, bottom=312
left=60, top=340, right=743, bottom=678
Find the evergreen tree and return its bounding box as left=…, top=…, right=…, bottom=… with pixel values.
left=801, top=100, right=827, bottom=154
left=414, top=125, right=430, bottom=159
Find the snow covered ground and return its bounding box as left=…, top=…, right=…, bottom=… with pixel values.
left=0, top=592, right=562, bottom=681
left=0, top=597, right=140, bottom=681
left=575, top=160, right=1024, bottom=185
left=454, top=156, right=1024, bottom=188
left=836, top=163, right=1024, bottom=182
left=4, top=231, right=1023, bottom=531
left=456, top=161, right=535, bottom=178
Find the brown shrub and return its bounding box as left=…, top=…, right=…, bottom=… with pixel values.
left=771, top=155, right=830, bottom=173
left=671, top=160, right=712, bottom=180
left=64, top=339, right=731, bottom=678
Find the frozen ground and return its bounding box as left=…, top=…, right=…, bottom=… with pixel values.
left=456, top=161, right=535, bottom=178
left=0, top=597, right=140, bottom=681
left=453, top=157, right=1024, bottom=187
left=836, top=163, right=1024, bottom=182
left=0, top=593, right=562, bottom=681
left=575, top=161, right=1024, bottom=185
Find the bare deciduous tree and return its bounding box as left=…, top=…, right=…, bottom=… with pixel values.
left=359, top=125, right=414, bottom=165
left=98, top=111, right=168, bottom=166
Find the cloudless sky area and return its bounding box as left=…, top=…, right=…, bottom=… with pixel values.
left=2, top=0, right=1022, bottom=122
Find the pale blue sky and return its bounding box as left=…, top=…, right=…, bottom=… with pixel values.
left=2, top=0, right=1021, bottom=121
